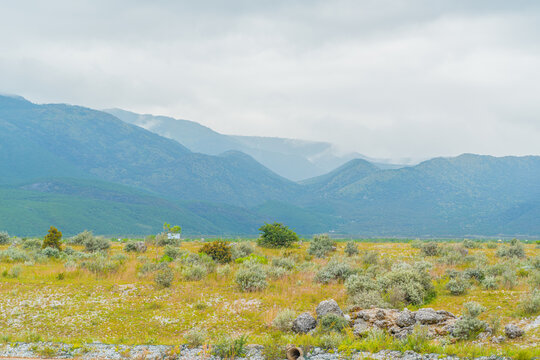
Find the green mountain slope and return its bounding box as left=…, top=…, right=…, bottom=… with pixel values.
left=0, top=95, right=302, bottom=207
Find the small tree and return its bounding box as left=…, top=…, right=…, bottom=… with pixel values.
left=257, top=223, right=298, bottom=248
left=42, top=226, right=62, bottom=251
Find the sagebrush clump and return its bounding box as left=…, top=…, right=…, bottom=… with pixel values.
left=235, top=260, right=267, bottom=291
left=272, top=309, right=295, bottom=332
left=199, top=241, right=232, bottom=264
left=0, top=231, right=10, bottom=245
left=308, top=234, right=336, bottom=258
left=452, top=302, right=487, bottom=340
left=155, top=266, right=174, bottom=288
left=315, top=257, right=355, bottom=284
left=344, top=241, right=359, bottom=256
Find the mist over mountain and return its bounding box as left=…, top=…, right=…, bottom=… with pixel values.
left=1, top=95, right=539, bottom=237
left=105, top=108, right=402, bottom=181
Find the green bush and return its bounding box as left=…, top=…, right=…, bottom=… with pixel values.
left=235, top=260, right=268, bottom=292
left=463, top=239, right=480, bottom=249
left=481, top=276, right=498, bottom=290
left=496, top=240, right=526, bottom=258
left=345, top=274, right=380, bottom=296
left=257, top=223, right=298, bottom=248
left=379, top=263, right=434, bottom=306
left=452, top=302, right=487, bottom=340
left=41, top=247, right=60, bottom=258
left=318, top=313, right=349, bottom=333
left=272, top=309, right=295, bottom=332
left=314, top=257, right=355, bottom=284
left=212, top=335, right=248, bottom=358
left=446, top=277, right=469, bottom=295
left=182, top=264, right=208, bottom=281
left=0, top=232, right=10, bottom=245
left=199, top=241, right=232, bottom=264
left=420, top=242, right=439, bottom=257
left=272, top=257, right=295, bottom=270
left=163, top=245, right=183, bottom=259
left=184, top=327, right=207, bottom=347
left=518, top=289, right=540, bottom=316
left=42, top=226, right=62, bottom=251
left=0, top=248, right=30, bottom=263
left=67, top=230, right=93, bottom=245
left=84, top=236, right=111, bottom=253
left=231, top=242, right=254, bottom=260
left=362, top=250, right=379, bottom=265
left=308, top=234, right=336, bottom=258
left=235, top=253, right=267, bottom=265
left=155, top=266, right=174, bottom=288
left=124, top=241, right=147, bottom=253
left=344, top=241, right=359, bottom=256
left=22, top=238, right=42, bottom=250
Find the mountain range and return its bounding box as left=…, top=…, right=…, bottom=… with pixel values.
left=1, top=94, right=539, bottom=237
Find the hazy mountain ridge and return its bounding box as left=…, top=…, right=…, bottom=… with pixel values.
left=1, top=95, right=540, bottom=237
left=105, top=108, right=399, bottom=180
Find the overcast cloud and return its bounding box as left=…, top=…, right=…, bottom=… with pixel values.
left=1, top=0, right=539, bottom=161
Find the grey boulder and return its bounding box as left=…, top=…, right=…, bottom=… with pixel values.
left=292, top=312, right=317, bottom=334
left=396, top=309, right=416, bottom=327
left=504, top=324, right=524, bottom=339
left=415, top=308, right=443, bottom=324
left=316, top=299, right=344, bottom=318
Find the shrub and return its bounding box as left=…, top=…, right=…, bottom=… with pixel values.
left=155, top=266, right=174, bottom=288
left=0, top=248, right=30, bottom=263
left=0, top=232, right=9, bottom=245
left=486, top=242, right=498, bottom=249
left=163, top=245, right=183, bottom=259
left=67, top=230, right=93, bottom=245
left=184, top=327, right=207, bottom=347
left=518, top=289, right=540, bottom=316
left=344, top=241, right=359, bottom=256
left=315, top=257, right=356, bottom=284
left=124, top=241, right=147, bottom=253
left=446, top=277, right=469, bottom=295
left=79, top=255, right=121, bottom=275
left=155, top=233, right=181, bottom=247
left=379, top=263, right=434, bottom=306
left=257, top=223, right=298, bottom=248
left=362, top=250, right=379, bottom=265
left=212, top=335, right=248, bottom=359
left=308, top=234, right=336, bottom=258
left=84, top=236, right=110, bottom=253
left=318, top=332, right=346, bottom=350
left=345, top=274, right=380, bottom=296
left=216, top=264, right=232, bottom=278
left=235, top=261, right=267, bottom=292
left=182, top=264, right=208, bottom=281
left=272, top=257, right=295, bottom=270
left=463, top=239, right=480, bottom=249
left=349, top=291, right=389, bottom=309
left=42, top=226, right=62, bottom=251
left=318, top=313, right=349, bottom=333
left=481, top=276, right=498, bottom=290
left=452, top=302, right=487, bottom=340
left=463, top=268, right=485, bottom=281
left=496, top=240, right=526, bottom=258
left=41, top=247, right=60, bottom=258
left=231, top=242, right=254, bottom=260
left=199, top=241, right=232, bottom=264
left=22, top=238, right=42, bottom=250
left=272, top=309, right=295, bottom=332
left=501, top=270, right=518, bottom=289
left=420, top=242, right=439, bottom=257
left=267, top=266, right=288, bottom=280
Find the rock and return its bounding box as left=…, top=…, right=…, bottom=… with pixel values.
left=353, top=319, right=370, bottom=337
left=396, top=309, right=416, bottom=327
left=491, top=335, right=505, bottom=344
left=355, top=310, right=372, bottom=321
left=504, top=324, right=524, bottom=339
left=375, top=309, right=386, bottom=320
left=415, top=308, right=443, bottom=324
left=374, top=320, right=391, bottom=329
left=292, top=312, right=317, bottom=334
left=436, top=310, right=455, bottom=319
left=316, top=299, right=344, bottom=318
left=344, top=314, right=351, bottom=322
left=524, top=315, right=540, bottom=331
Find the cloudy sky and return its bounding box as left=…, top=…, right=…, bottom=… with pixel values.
left=1, top=0, right=539, bottom=161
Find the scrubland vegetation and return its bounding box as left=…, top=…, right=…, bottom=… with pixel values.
left=0, top=227, right=539, bottom=359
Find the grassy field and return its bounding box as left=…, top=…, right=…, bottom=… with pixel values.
left=0, top=235, right=539, bottom=359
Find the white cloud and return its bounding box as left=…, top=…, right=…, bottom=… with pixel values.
left=0, top=0, right=539, bottom=161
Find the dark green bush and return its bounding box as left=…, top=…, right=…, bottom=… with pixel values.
left=420, top=242, right=439, bottom=257
left=42, top=226, right=62, bottom=251
left=257, top=223, right=298, bottom=248
left=212, top=335, right=248, bottom=359
left=318, top=313, right=349, bottom=333
left=199, top=241, right=232, bottom=264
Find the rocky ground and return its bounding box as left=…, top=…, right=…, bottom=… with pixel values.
left=0, top=342, right=515, bottom=360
